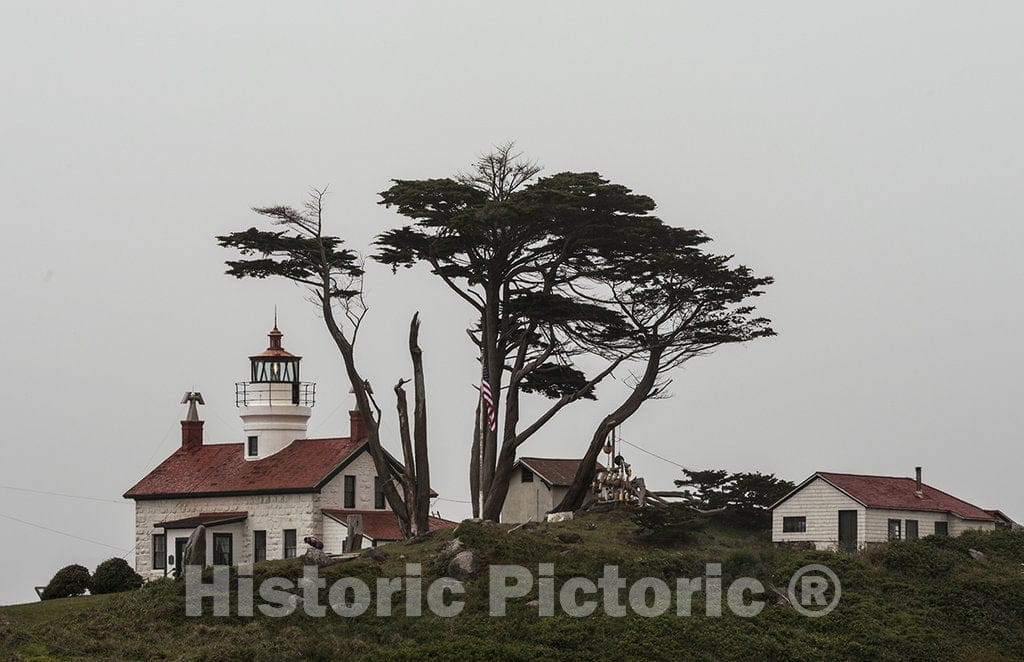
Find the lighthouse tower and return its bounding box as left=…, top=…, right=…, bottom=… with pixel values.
left=236, top=324, right=316, bottom=460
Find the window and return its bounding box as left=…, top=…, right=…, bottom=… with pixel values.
left=521, top=467, right=534, bottom=483
left=247, top=436, right=258, bottom=457
left=934, top=521, right=949, bottom=536
left=213, top=533, right=233, bottom=566
left=283, top=529, right=297, bottom=558
left=888, top=519, right=902, bottom=541
left=344, top=475, right=356, bottom=509
left=374, top=476, right=386, bottom=510
left=152, top=534, right=166, bottom=570
left=905, top=520, right=919, bottom=540
left=253, top=530, right=266, bottom=563
left=782, top=516, right=806, bottom=533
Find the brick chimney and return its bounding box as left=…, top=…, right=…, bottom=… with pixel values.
left=180, top=391, right=205, bottom=451
left=181, top=420, right=204, bottom=451
left=915, top=466, right=923, bottom=497
left=349, top=409, right=367, bottom=442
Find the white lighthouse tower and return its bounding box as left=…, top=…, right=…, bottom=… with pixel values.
left=236, top=323, right=316, bottom=460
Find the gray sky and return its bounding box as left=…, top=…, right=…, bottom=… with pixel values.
left=1, top=2, right=1021, bottom=605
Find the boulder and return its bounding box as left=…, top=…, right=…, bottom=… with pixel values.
left=969, top=548, right=986, bottom=562
left=440, top=538, right=464, bottom=556
left=302, top=546, right=332, bottom=567
left=360, top=547, right=388, bottom=563
left=556, top=532, right=582, bottom=544
left=447, top=550, right=483, bottom=580
left=546, top=512, right=574, bottom=523
left=183, top=525, right=206, bottom=572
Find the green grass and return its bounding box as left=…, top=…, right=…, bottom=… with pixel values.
left=2, top=513, right=1023, bottom=661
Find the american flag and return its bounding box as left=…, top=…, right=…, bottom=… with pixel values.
left=481, top=364, right=497, bottom=432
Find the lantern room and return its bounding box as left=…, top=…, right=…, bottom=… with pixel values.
left=236, top=324, right=315, bottom=409
left=250, top=326, right=300, bottom=384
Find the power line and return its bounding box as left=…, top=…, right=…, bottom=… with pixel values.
left=0, top=512, right=129, bottom=553
left=619, top=439, right=687, bottom=469
left=435, top=496, right=472, bottom=504
left=0, top=484, right=129, bottom=505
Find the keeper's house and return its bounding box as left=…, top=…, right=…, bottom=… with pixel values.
left=123, top=324, right=455, bottom=580
left=770, top=468, right=1005, bottom=551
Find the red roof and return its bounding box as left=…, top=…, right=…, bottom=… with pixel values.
left=155, top=512, right=248, bottom=529
left=798, top=472, right=996, bottom=521
left=124, top=437, right=365, bottom=499
left=518, top=457, right=604, bottom=487
left=322, top=509, right=458, bottom=542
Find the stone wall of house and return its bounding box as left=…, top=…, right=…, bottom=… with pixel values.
left=500, top=467, right=554, bottom=523
left=133, top=492, right=320, bottom=581
left=316, top=451, right=380, bottom=512
left=132, top=448, right=392, bottom=580
left=772, top=477, right=865, bottom=550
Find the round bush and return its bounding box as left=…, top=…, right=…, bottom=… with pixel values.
left=41, top=564, right=91, bottom=600
left=89, top=557, right=143, bottom=595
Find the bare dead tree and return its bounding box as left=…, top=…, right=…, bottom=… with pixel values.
left=219, top=188, right=431, bottom=538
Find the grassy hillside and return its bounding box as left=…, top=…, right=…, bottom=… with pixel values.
left=2, top=512, right=1024, bottom=661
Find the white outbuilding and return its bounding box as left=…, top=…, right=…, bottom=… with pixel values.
left=770, top=468, right=1000, bottom=551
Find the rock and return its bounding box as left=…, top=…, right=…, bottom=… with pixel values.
left=585, top=523, right=597, bottom=531
left=969, top=548, right=986, bottom=561
left=556, top=532, right=582, bottom=544
left=447, top=550, right=483, bottom=580
left=287, top=593, right=304, bottom=611
left=183, top=525, right=206, bottom=573
left=546, top=512, right=574, bottom=523
left=399, top=554, right=407, bottom=560
left=302, top=546, right=331, bottom=567
left=440, top=538, right=464, bottom=556
left=360, top=547, right=388, bottom=563
left=407, top=530, right=437, bottom=545
left=526, top=599, right=539, bottom=607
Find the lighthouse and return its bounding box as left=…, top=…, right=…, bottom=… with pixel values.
left=236, top=323, right=316, bottom=460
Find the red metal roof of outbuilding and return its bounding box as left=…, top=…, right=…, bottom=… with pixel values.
left=322, top=509, right=458, bottom=542
left=782, top=472, right=997, bottom=521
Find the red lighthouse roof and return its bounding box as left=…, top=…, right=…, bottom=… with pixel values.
left=249, top=324, right=300, bottom=360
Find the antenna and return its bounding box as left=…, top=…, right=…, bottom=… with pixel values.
left=274, top=305, right=278, bottom=329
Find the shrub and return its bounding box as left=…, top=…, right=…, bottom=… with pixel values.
left=883, top=539, right=961, bottom=577
left=633, top=505, right=707, bottom=544
left=89, top=558, right=143, bottom=595
left=40, top=564, right=91, bottom=600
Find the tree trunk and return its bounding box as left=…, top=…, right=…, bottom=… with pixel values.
left=479, top=355, right=629, bottom=521
left=470, top=398, right=482, bottom=518
left=553, top=346, right=665, bottom=513
left=321, top=295, right=411, bottom=537
left=409, top=313, right=431, bottom=536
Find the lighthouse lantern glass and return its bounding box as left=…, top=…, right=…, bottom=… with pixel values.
left=251, top=358, right=299, bottom=383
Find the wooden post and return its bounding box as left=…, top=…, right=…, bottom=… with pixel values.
left=345, top=514, right=364, bottom=552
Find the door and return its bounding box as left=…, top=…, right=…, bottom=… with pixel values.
left=174, top=537, right=188, bottom=576
left=838, top=510, right=858, bottom=552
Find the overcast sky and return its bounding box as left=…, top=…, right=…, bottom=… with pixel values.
left=1, top=2, right=1021, bottom=605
